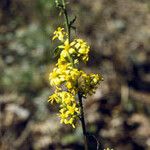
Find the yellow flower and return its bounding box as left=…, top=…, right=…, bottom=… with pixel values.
left=49, top=68, right=63, bottom=86
left=48, top=92, right=60, bottom=104
left=49, top=75, right=60, bottom=86
left=75, top=39, right=84, bottom=49
left=74, top=39, right=90, bottom=62
left=69, top=48, right=76, bottom=54
left=66, top=81, right=73, bottom=89
left=60, top=50, right=68, bottom=58
left=78, top=72, right=102, bottom=96
left=52, top=27, right=67, bottom=42
left=65, top=117, right=76, bottom=128
left=66, top=103, right=79, bottom=115
left=59, top=91, right=75, bottom=104
left=74, top=59, right=79, bottom=64
left=59, top=109, right=68, bottom=124
left=82, top=56, right=89, bottom=62
left=58, top=101, right=79, bottom=128
left=78, top=47, right=88, bottom=54
left=58, top=39, right=75, bottom=50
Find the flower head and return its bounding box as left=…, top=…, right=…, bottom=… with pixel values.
left=49, top=27, right=103, bottom=128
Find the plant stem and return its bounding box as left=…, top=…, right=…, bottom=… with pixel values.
left=78, top=92, right=88, bottom=150
left=61, top=1, right=88, bottom=149
left=61, top=0, right=71, bottom=42
left=61, top=0, right=75, bottom=67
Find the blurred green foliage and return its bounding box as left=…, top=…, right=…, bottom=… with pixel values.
left=0, top=0, right=55, bottom=93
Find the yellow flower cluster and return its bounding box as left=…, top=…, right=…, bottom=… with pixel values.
left=49, top=91, right=79, bottom=128
left=49, top=27, right=102, bottom=128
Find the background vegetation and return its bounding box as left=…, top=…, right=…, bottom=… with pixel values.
left=0, top=0, right=150, bottom=149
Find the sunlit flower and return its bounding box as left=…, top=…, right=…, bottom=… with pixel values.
left=49, top=27, right=103, bottom=128
left=52, top=27, right=67, bottom=42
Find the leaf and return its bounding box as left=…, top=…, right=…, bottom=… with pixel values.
left=70, top=16, right=77, bottom=27
left=53, top=47, right=62, bottom=58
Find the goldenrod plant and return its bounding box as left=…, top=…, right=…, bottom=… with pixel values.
left=48, top=0, right=104, bottom=149
left=49, top=27, right=102, bottom=127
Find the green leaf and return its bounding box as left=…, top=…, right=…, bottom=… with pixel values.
left=70, top=16, right=77, bottom=27
left=53, top=47, right=62, bottom=58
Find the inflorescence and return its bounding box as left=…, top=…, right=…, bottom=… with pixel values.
left=48, top=27, right=103, bottom=128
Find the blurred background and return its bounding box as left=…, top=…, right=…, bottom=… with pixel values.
left=0, top=0, right=150, bottom=150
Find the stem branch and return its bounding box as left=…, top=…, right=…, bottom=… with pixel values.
left=61, top=0, right=71, bottom=42
left=60, top=1, right=88, bottom=149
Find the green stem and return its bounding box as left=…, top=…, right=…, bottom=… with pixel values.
left=61, top=1, right=88, bottom=149
left=61, top=0, right=71, bottom=42
left=78, top=92, right=88, bottom=150
left=61, top=0, right=75, bottom=67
